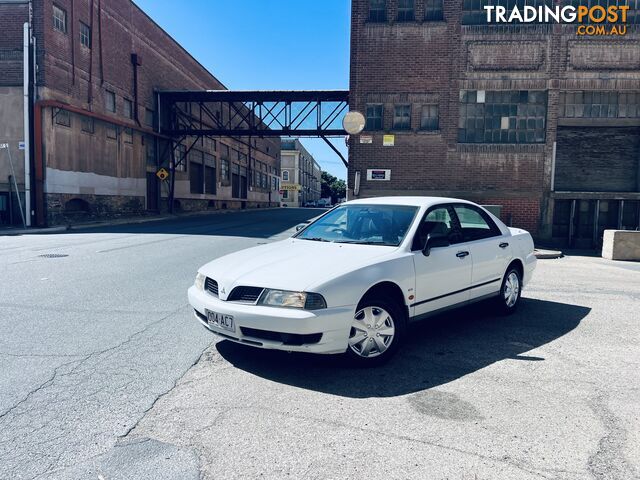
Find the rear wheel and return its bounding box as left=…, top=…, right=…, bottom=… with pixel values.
left=345, top=299, right=405, bottom=366
left=495, top=267, right=522, bottom=315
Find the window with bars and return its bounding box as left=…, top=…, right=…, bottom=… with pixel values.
left=425, top=0, right=444, bottom=21
left=420, top=105, right=439, bottom=130
left=397, top=0, right=415, bottom=21
left=458, top=90, right=547, bottom=144
left=462, top=0, right=554, bottom=25
left=53, top=5, right=67, bottom=33
left=369, top=0, right=387, bottom=22
left=365, top=104, right=384, bottom=131
left=393, top=105, right=412, bottom=130
left=559, top=91, right=640, bottom=118
left=80, top=22, right=91, bottom=48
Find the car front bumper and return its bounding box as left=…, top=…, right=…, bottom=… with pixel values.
left=188, top=286, right=354, bottom=354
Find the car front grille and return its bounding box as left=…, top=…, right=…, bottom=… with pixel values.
left=240, top=327, right=322, bottom=346
left=205, top=277, right=219, bottom=296
left=228, top=286, right=264, bottom=303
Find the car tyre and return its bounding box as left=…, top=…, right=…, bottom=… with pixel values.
left=495, top=266, right=522, bottom=315
left=344, top=298, right=406, bottom=367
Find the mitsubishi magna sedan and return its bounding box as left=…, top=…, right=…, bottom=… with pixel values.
left=188, top=197, right=536, bottom=366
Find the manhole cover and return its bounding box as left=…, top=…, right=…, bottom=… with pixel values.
left=38, top=253, right=69, bottom=258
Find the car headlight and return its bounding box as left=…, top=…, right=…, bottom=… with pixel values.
left=194, top=272, right=206, bottom=291
left=258, top=289, right=327, bottom=310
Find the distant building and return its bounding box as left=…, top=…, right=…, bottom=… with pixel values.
left=280, top=139, right=321, bottom=206
left=0, top=0, right=280, bottom=227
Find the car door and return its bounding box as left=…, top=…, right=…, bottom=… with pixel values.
left=411, top=205, right=473, bottom=318
left=450, top=204, right=512, bottom=301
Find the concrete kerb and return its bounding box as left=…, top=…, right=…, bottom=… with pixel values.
left=0, top=207, right=283, bottom=236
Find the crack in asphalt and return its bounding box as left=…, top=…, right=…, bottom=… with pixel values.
left=586, top=390, right=637, bottom=480
left=118, top=347, right=211, bottom=440
left=0, top=304, right=196, bottom=479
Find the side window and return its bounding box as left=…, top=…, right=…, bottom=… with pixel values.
left=412, top=206, right=455, bottom=251
left=453, top=205, right=501, bottom=242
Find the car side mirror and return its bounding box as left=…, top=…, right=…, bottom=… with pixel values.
left=295, top=222, right=309, bottom=232
left=422, top=233, right=450, bottom=256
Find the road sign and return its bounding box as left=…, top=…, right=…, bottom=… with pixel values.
left=18, top=141, right=25, bottom=150
left=0, top=143, right=8, bottom=149
left=156, top=168, right=169, bottom=181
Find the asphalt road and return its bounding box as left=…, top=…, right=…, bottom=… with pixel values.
left=1, top=208, right=639, bottom=480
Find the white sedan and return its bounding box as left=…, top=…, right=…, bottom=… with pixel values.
left=188, top=197, right=536, bottom=365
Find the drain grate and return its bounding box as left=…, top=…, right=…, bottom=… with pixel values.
left=38, top=253, right=69, bottom=258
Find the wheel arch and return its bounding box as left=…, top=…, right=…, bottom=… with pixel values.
left=505, top=258, right=524, bottom=280
left=357, top=281, right=409, bottom=320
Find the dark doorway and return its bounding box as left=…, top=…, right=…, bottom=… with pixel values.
left=146, top=172, right=159, bottom=211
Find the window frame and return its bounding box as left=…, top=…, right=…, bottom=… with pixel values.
left=424, top=0, right=444, bottom=21
left=397, top=0, right=415, bottom=22
left=105, top=90, right=116, bottom=113
left=420, top=104, right=439, bottom=131
left=368, top=0, right=387, bottom=22
left=53, top=4, right=67, bottom=33
left=450, top=203, right=502, bottom=243
left=411, top=204, right=460, bottom=251
left=458, top=90, right=547, bottom=144
left=53, top=108, right=71, bottom=127
left=79, top=21, right=91, bottom=48
left=106, top=124, right=118, bottom=140
left=365, top=104, right=384, bottom=131
left=80, top=115, right=94, bottom=134
left=123, top=98, right=134, bottom=120
left=123, top=127, right=133, bottom=144
left=282, top=170, right=290, bottom=182
left=393, top=104, right=412, bottom=131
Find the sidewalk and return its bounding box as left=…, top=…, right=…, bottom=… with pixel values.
left=0, top=207, right=281, bottom=236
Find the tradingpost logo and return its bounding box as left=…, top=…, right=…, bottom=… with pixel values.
left=483, top=2, right=631, bottom=36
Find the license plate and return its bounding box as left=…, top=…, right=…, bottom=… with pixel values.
left=205, top=310, right=235, bottom=332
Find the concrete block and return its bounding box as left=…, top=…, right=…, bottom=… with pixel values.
left=602, top=230, right=640, bottom=261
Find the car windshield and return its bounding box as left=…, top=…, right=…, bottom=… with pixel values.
left=296, top=204, right=419, bottom=246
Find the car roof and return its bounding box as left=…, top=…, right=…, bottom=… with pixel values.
left=344, top=196, right=475, bottom=208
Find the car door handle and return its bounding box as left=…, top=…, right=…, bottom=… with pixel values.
left=456, top=251, right=470, bottom=258
left=499, top=242, right=509, bottom=249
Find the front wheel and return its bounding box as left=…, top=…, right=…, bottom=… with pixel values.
left=345, top=299, right=405, bottom=366
left=495, top=267, right=522, bottom=315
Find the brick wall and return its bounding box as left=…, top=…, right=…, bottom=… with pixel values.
left=349, top=0, right=640, bottom=239
left=0, top=2, right=28, bottom=86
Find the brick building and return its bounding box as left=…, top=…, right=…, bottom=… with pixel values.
left=349, top=0, right=640, bottom=248
left=0, top=0, right=280, bottom=227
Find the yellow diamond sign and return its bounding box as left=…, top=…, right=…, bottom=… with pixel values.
left=156, top=168, right=169, bottom=181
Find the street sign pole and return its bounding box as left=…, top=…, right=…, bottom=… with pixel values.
left=1, top=143, right=27, bottom=228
